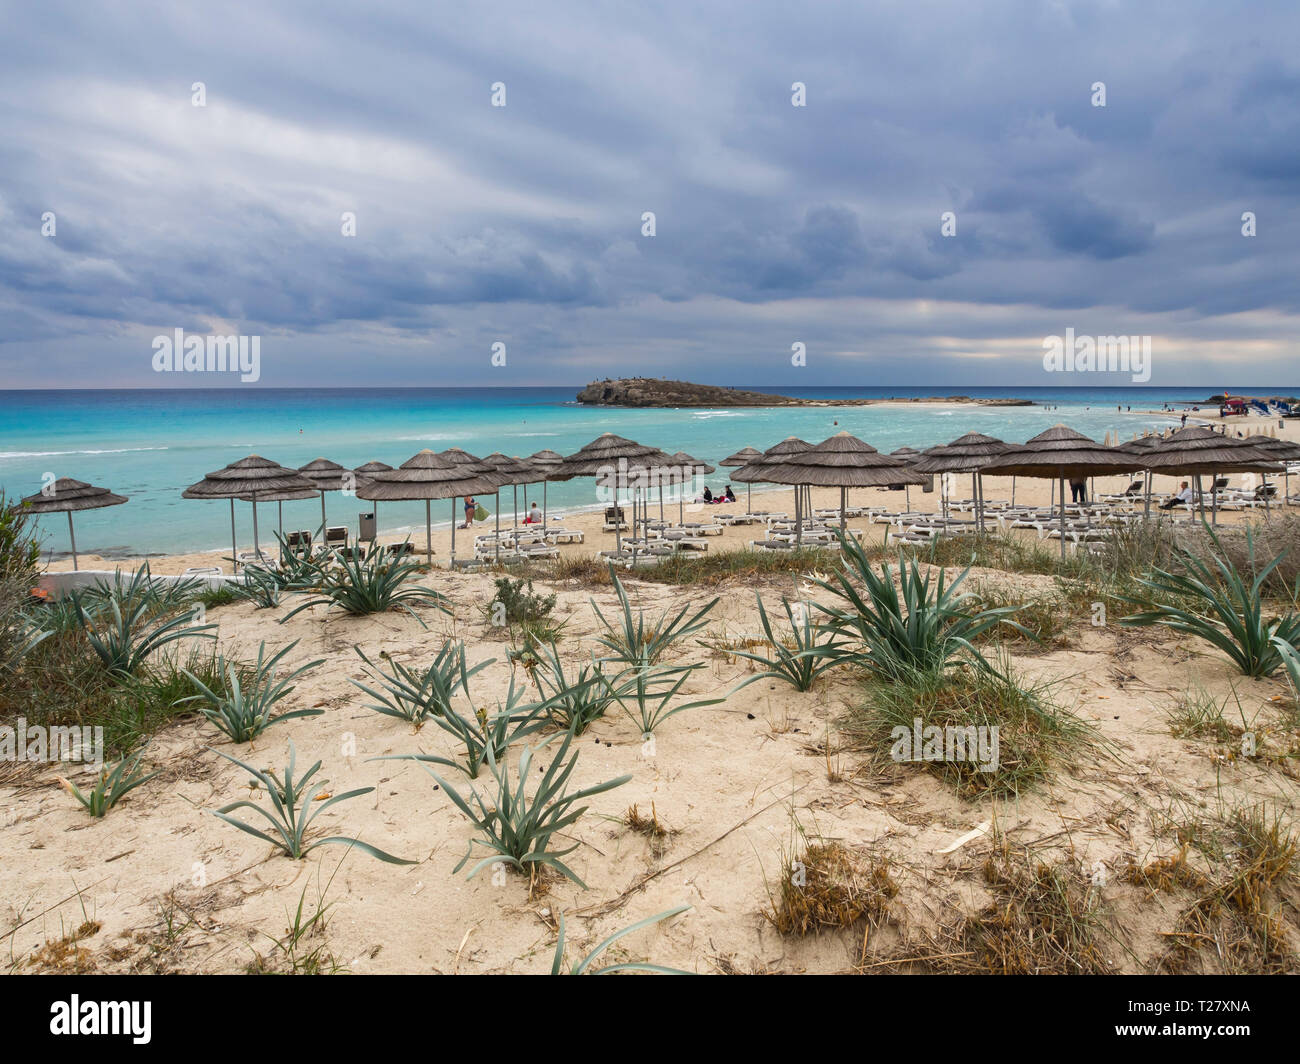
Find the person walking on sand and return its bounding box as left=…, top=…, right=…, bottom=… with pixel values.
left=462, top=495, right=476, bottom=529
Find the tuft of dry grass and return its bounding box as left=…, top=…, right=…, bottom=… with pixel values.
left=1158, top=804, right=1299, bottom=974
left=921, top=845, right=1112, bottom=974
left=765, top=840, right=898, bottom=937
left=1123, top=844, right=1209, bottom=894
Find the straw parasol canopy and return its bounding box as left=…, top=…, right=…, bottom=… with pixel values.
left=559, top=434, right=665, bottom=550
left=522, top=449, right=566, bottom=530
left=356, top=450, right=500, bottom=563
left=982, top=426, right=1142, bottom=556
left=20, top=478, right=128, bottom=571
left=183, top=456, right=316, bottom=569
left=719, top=446, right=762, bottom=467
left=297, top=458, right=350, bottom=531
left=353, top=460, right=394, bottom=476
left=757, top=432, right=924, bottom=540
left=911, top=432, right=1014, bottom=529
left=482, top=452, right=537, bottom=533
left=731, top=436, right=813, bottom=516
left=889, top=446, right=922, bottom=463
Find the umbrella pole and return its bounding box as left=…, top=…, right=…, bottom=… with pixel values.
left=1059, top=476, right=1066, bottom=560
left=67, top=511, right=78, bottom=571
left=278, top=500, right=284, bottom=541
left=1196, top=474, right=1205, bottom=521
left=1144, top=470, right=1152, bottom=518
left=320, top=493, right=327, bottom=536
left=230, top=500, right=238, bottom=574
left=840, top=485, right=846, bottom=534
left=1212, top=472, right=1219, bottom=527
left=495, top=491, right=500, bottom=562
left=1263, top=474, right=1271, bottom=519
left=1011, top=476, right=1016, bottom=508
left=796, top=484, right=803, bottom=547
left=614, top=483, right=622, bottom=553
left=426, top=500, right=433, bottom=565
left=513, top=485, right=518, bottom=530
left=252, top=496, right=261, bottom=563
left=450, top=500, right=456, bottom=562
left=543, top=481, right=548, bottom=531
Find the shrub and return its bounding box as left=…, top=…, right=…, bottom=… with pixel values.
left=59, top=745, right=159, bottom=817
left=1120, top=526, right=1300, bottom=677
left=280, top=540, right=448, bottom=624
left=212, top=741, right=412, bottom=863
left=728, top=594, right=843, bottom=692
left=427, top=728, right=630, bottom=888
left=351, top=641, right=492, bottom=728
left=809, top=533, right=1025, bottom=680
left=182, top=640, right=325, bottom=742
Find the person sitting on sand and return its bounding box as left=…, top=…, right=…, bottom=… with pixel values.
left=721, top=485, right=736, bottom=503
left=523, top=502, right=541, bottom=524
left=702, top=486, right=713, bottom=503
left=1160, top=482, right=1194, bottom=510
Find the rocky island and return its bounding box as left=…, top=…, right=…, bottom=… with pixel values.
left=576, top=378, right=1032, bottom=408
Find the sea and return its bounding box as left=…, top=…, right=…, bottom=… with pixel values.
left=0, top=385, right=1292, bottom=560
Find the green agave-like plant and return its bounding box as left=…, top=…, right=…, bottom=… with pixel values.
left=60, top=745, right=160, bottom=817
left=1273, top=637, right=1300, bottom=704
left=231, top=564, right=285, bottom=608
left=529, top=641, right=617, bottom=734
left=427, top=728, right=630, bottom=887
left=607, top=662, right=724, bottom=737
left=591, top=569, right=718, bottom=667
left=350, top=641, right=492, bottom=727
left=181, top=639, right=325, bottom=742
left=807, top=532, right=1024, bottom=680
left=551, top=905, right=691, bottom=974
left=727, top=594, right=844, bottom=692
left=73, top=575, right=216, bottom=677
left=212, top=741, right=413, bottom=863
left=280, top=539, right=448, bottom=625
left=375, top=674, right=549, bottom=778
left=1120, top=527, right=1300, bottom=678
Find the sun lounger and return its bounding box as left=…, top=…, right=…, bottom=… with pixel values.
left=545, top=527, right=584, bottom=544
left=386, top=541, right=415, bottom=557
left=602, top=507, right=629, bottom=531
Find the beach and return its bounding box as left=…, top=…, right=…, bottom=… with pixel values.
left=6, top=402, right=1300, bottom=974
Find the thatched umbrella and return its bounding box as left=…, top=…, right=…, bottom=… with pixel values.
left=911, top=432, right=1013, bottom=532
left=1143, top=427, right=1283, bottom=524
left=356, top=450, right=499, bottom=564
left=666, top=451, right=715, bottom=524
left=20, top=478, right=127, bottom=571
left=758, top=433, right=924, bottom=544
left=1244, top=435, right=1300, bottom=505
left=733, top=437, right=813, bottom=527
left=558, top=434, right=663, bottom=551
left=437, top=449, right=508, bottom=552
left=349, top=461, right=394, bottom=530
left=1118, top=435, right=1164, bottom=516
left=981, top=426, right=1141, bottom=557
left=480, top=452, right=535, bottom=559
left=525, top=449, right=565, bottom=531
left=183, top=456, right=316, bottom=570
left=297, top=458, right=349, bottom=532
left=720, top=446, right=762, bottom=512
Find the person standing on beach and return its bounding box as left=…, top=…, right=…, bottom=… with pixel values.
left=462, top=496, right=476, bottom=529
left=1070, top=478, right=1087, bottom=503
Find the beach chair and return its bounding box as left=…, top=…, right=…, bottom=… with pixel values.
left=285, top=530, right=313, bottom=552
left=602, top=507, right=629, bottom=531
left=386, top=541, right=416, bottom=557
left=325, top=526, right=349, bottom=549
left=545, top=527, right=584, bottom=544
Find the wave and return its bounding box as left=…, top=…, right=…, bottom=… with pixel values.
left=691, top=410, right=749, bottom=419
left=0, top=446, right=170, bottom=459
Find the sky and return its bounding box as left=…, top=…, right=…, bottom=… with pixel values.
left=1, top=0, right=1298, bottom=389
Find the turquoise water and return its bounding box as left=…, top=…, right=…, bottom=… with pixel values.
left=0, top=386, right=1285, bottom=559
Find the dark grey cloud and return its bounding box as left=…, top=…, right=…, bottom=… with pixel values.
left=0, top=0, right=1297, bottom=386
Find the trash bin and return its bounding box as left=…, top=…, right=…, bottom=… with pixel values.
left=920, top=475, right=934, bottom=494
left=358, top=512, right=376, bottom=542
